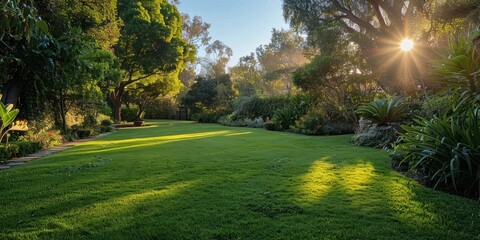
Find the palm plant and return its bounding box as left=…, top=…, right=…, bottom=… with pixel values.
left=356, top=97, right=408, bottom=126
left=434, top=32, right=480, bottom=108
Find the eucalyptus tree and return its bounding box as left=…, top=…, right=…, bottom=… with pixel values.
left=200, top=40, right=233, bottom=78
left=179, top=14, right=211, bottom=87
left=111, top=0, right=195, bottom=122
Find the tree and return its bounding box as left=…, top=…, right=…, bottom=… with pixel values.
left=34, top=0, right=120, bottom=51
left=123, top=72, right=182, bottom=119
left=230, top=54, right=262, bottom=96
left=200, top=40, right=233, bottom=78
left=256, top=28, right=308, bottom=95
left=282, top=0, right=475, bottom=93
left=182, top=74, right=236, bottom=113
left=111, top=0, right=194, bottom=122
left=179, top=14, right=211, bottom=87
left=292, top=29, right=380, bottom=122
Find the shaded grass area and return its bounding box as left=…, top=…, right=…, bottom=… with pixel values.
left=1, top=120, right=479, bottom=239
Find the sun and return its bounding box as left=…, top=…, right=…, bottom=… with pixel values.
left=400, top=39, right=414, bottom=52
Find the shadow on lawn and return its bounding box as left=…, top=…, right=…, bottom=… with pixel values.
left=1, top=121, right=479, bottom=239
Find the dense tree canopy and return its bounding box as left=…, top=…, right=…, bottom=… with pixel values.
left=282, top=0, right=476, bottom=93
left=111, top=0, right=195, bottom=122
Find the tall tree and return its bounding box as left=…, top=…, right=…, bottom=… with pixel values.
left=256, top=28, right=308, bottom=95
left=201, top=40, right=233, bottom=78
left=230, top=54, right=262, bottom=96
left=111, top=0, right=194, bottom=122
left=282, top=0, right=474, bottom=93
left=179, top=14, right=211, bottom=87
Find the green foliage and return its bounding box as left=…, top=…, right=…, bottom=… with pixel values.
left=354, top=125, right=398, bottom=148
left=356, top=97, right=408, bottom=126
left=20, top=128, right=62, bottom=149
left=419, top=94, right=453, bottom=118
left=143, top=96, right=177, bottom=119
left=121, top=106, right=139, bottom=122
left=0, top=145, right=10, bottom=160
left=272, top=94, right=314, bottom=131
left=194, top=110, right=231, bottom=123
left=0, top=99, right=21, bottom=142
left=182, top=75, right=236, bottom=115
left=290, top=109, right=325, bottom=135
left=10, top=141, right=42, bottom=157
left=77, top=129, right=93, bottom=139
left=101, top=119, right=113, bottom=127
left=0, top=0, right=48, bottom=44
left=396, top=108, right=480, bottom=199
left=112, top=0, right=195, bottom=122
left=264, top=121, right=278, bottom=131
left=0, top=141, right=42, bottom=161
left=273, top=106, right=300, bottom=131
left=433, top=32, right=480, bottom=108
left=8, top=144, right=19, bottom=157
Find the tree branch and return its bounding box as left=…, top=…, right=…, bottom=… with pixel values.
left=371, top=1, right=388, bottom=28
left=124, top=70, right=162, bottom=85
left=332, top=0, right=380, bottom=37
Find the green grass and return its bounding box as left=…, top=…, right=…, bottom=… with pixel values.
left=1, top=120, right=479, bottom=239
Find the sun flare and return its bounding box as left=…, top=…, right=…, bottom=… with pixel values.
left=400, top=39, right=414, bottom=52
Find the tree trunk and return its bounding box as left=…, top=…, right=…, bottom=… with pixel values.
left=110, top=83, right=126, bottom=123
left=1, top=77, right=25, bottom=106
left=59, top=89, right=67, bottom=133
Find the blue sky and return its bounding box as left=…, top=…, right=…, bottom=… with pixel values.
left=176, top=0, right=290, bottom=67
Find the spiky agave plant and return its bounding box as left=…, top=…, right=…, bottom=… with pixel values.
left=356, top=97, right=408, bottom=126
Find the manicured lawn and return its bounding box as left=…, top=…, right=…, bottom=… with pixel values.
left=0, top=120, right=479, bottom=239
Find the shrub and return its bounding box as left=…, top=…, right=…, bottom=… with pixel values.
left=8, top=144, right=19, bottom=158
left=0, top=145, right=10, bottom=161
left=121, top=106, right=138, bottom=122
left=264, top=121, right=278, bottom=131
left=101, top=119, right=112, bottom=126
left=96, top=126, right=107, bottom=133
left=353, top=125, right=398, bottom=148
left=291, top=109, right=325, bottom=135
left=83, top=115, right=98, bottom=128
left=323, top=122, right=355, bottom=135
left=20, top=129, right=63, bottom=149
left=77, top=129, right=92, bottom=139
left=144, top=96, right=177, bottom=119
left=194, top=110, right=231, bottom=123
left=419, top=94, right=452, bottom=118
left=218, top=116, right=265, bottom=128
left=395, top=108, right=480, bottom=199
left=11, top=141, right=43, bottom=157
left=105, top=126, right=113, bottom=132
left=231, top=95, right=290, bottom=120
